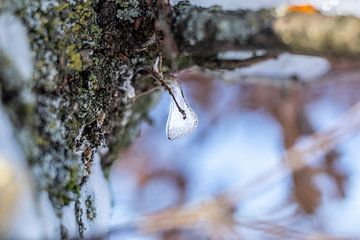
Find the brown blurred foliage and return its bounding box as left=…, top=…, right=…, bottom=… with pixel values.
left=111, top=59, right=360, bottom=239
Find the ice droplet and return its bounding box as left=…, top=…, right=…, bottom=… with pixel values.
left=166, top=80, right=198, bottom=140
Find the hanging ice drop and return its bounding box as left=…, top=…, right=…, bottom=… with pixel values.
left=166, top=80, right=198, bottom=140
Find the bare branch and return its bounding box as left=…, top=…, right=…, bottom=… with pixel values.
left=172, top=2, right=360, bottom=58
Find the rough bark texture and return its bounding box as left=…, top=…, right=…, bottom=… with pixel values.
left=172, top=2, right=360, bottom=58
left=171, top=1, right=280, bottom=56
left=0, top=0, right=160, bottom=237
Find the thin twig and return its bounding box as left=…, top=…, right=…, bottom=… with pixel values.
left=158, top=77, right=187, bottom=119
left=132, top=66, right=187, bottom=119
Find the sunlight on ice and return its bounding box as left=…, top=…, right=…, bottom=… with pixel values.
left=166, top=80, right=198, bottom=140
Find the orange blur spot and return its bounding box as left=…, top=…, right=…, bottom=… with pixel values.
left=287, top=4, right=319, bottom=14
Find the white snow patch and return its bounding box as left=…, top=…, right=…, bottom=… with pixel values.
left=0, top=13, right=33, bottom=81
left=81, top=153, right=111, bottom=238
left=231, top=53, right=330, bottom=81
left=38, top=192, right=61, bottom=239
left=0, top=107, right=58, bottom=239
left=62, top=202, right=78, bottom=238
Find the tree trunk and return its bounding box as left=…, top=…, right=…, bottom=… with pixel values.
left=0, top=0, right=160, bottom=238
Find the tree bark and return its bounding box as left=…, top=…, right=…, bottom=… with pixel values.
left=0, top=0, right=160, bottom=238
left=172, top=2, right=360, bottom=58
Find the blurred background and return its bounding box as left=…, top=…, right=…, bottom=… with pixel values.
left=107, top=1, right=360, bottom=239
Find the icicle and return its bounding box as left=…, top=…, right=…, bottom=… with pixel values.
left=166, top=80, right=198, bottom=140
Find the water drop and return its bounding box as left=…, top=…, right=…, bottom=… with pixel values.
left=166, top=80, right=198, bottom=140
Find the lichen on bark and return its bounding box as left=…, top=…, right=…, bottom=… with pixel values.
left=0, top=0, right=161, bottom=237
left=171, top=1, right=279, bottom=56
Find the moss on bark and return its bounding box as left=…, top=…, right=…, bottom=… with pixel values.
left=0, top=0, right=160, bottom=237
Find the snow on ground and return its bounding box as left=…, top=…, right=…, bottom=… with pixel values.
left=0, top=13, right=33, bottom=82
left=0, top=105, right=59, bottom=239
left=225, top=53, right=330, bottom=82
